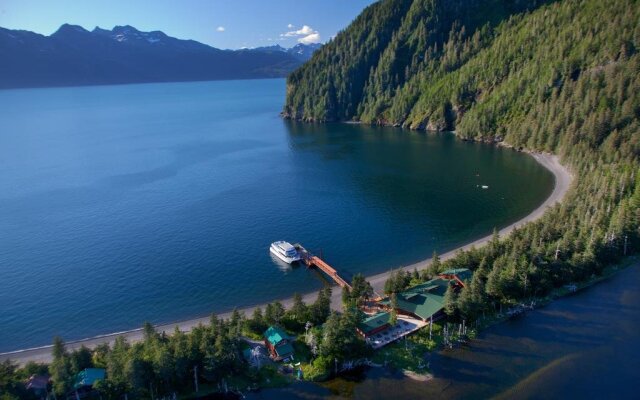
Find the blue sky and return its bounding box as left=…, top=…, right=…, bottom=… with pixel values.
left=0, top=0, right=376, bottom=49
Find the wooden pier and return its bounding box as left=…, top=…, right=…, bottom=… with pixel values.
left=294, top=244, right=352, bottom=289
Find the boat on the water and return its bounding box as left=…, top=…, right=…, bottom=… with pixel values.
left=270, top=241, right=301, bottom=264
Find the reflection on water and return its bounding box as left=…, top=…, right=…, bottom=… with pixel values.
left=248, top=262, right=640, bottom=399
left=269, top=253, right=296, bottom=274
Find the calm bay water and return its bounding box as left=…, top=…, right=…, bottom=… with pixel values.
left=0, top=79, right=553, bottom=351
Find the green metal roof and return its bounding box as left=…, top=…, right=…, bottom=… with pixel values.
left=264, top=326, right=289, bottom=346
left=381, top=277, right=449, bottom=320
left=404, top=292, right=420, bottom=300
left=405, top=278, right=450, bottom=296
left=274, top=341, right=294, bottom=358
left=73, top=368, right=106, bottom=389
left=396, top=292, right=444, bottom=320
left=358, top=312, right=391, bottom=334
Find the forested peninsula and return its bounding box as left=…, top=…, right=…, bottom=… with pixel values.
left=284, top=0, right=639, bottom=318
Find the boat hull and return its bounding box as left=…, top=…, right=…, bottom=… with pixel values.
left=270, top=244, right=300, bottom=264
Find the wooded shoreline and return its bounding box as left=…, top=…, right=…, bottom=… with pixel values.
left=0, top=151, right=572, bottom=366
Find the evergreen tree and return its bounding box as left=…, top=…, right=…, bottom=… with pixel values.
left=272, top=302, right=285, bottom=325
left=310, top=287, right=332, bottom=324
left=431, top=250, right=441, bottom=273
left=289, top=293, right=308, bottom=323
left=264, top=303, right=276, bottom=326
left=443, top=284, right=458, bottom=317
left=341, top=286, right=352, bottom=307
left=389, top=292, right=399, bottom=326
left=247, top=307, right=266, bottom=334
left=69, top=345, right=93, bottom=375
left=50, top=336, right=71, bottom=395
left=142, top=322, right=157, bottom=342
left=229, top=308, right=244, bottom=336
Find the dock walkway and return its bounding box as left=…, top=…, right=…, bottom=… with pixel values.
left=295, top=244, right=352, bottom=289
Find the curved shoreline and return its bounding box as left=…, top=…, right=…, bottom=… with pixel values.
left=0, top=152, right=573, bottom=365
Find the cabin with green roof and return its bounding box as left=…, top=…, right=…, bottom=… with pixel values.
left=263, top=326, right=294, bottom=361
left=356, top=311, right=391, bottom=338
left=376, top=269, right=472, bottom=321
left=379, top=277, right=451, bottom=321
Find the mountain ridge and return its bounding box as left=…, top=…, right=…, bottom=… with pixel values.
left=0, top=24, right=321, bottom=89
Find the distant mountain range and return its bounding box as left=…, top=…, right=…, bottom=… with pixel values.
left=251, top=43, right=322, bottom=61
left=0, top=24, right=322, bottom=89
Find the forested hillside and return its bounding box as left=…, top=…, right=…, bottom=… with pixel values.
left=285, top=0, right=639, bottom=317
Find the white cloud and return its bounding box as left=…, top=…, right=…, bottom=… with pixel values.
left=281, top=24, right=322, bottom=44
left=216, top=26, right=225, bottom=32
left=282, top=25, right=316, bottom=37
left=287, top=23, right=294, bottom=29
left=298, top=32, right=321, bottom=44
left=296, top=25, right=314, bottom=35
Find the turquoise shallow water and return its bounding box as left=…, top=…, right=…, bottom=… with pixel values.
left=0, top=79, right=553, bottom=351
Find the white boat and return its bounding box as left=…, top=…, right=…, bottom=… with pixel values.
left=270, top=241, right=301, bottom=264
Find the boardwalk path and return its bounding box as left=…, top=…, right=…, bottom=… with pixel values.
left=0, top=152, right=572, bottom=365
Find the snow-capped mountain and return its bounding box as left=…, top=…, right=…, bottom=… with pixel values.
left=252, top=43, right=322, bottom=61
left=287, top=43, right=322, bottom=61
left=0, top=24, right=307, bottom=89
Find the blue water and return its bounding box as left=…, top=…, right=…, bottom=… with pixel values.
left=0, top=79, right=553, bottom=351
